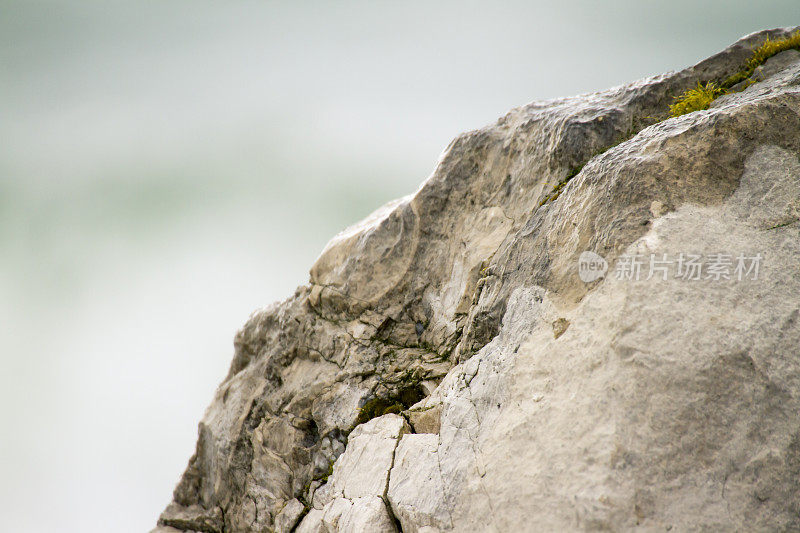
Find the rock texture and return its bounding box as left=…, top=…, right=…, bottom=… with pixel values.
left=156, top=28, right=800, bottom=532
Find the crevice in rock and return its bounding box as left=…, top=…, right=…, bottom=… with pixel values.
left=538, top=125, right=643, bottom=207
left=436, top=429, right=456, bottom=530
left=288, top=505, right=310, bottom=533
left=383, top=430, right=406, bottom=533
left=765, top=217, right=800, bottom=230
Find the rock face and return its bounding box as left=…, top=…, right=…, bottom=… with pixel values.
left=156, top=28, right=800, bottom=532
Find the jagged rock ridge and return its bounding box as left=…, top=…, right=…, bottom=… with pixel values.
left=156, top=28, right=800, bottom=532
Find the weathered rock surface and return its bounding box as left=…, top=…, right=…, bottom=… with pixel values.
left=157, top=28, right=800, bottom=532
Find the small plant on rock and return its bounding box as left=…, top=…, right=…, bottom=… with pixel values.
left=669, top=81, right=726, bottom=117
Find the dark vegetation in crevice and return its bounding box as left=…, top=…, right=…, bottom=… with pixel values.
left=354, top=384, right=427, bottom=427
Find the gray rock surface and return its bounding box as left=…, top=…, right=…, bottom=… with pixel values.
left=157, top=27, right=800, bottom=531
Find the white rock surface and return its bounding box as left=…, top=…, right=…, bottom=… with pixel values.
left=305, top=496, right=397, bottom=533
left=294, top=509, right=324, bottom=533
left=157, top=27, right=800, bottom=532
left=388, top=433, right=449, bottom=532
left=326, top=414, right=409, bottom=502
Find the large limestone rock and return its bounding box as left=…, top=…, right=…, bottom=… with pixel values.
left=156, top=28, right=800, bottom=532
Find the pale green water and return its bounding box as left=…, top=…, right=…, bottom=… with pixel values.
left=1, top=1, right=796, bottom=531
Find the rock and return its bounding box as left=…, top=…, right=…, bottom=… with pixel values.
left=294, top=509, right=325, bottom=533
left=158, top=27, right=800, bottom=531
left=150, top=528, right=200, bottom=533
left=406, top=405, right=441, bottom=434
left=299, top=415, right=408, bottom=531
left=325, top=414, right=409, bottom=501
left=274, top=498, right=306, bottom=533
left=296, top=495, right=398, bottom=533
left=157, top=502, right=224, bottom=533
left=339, top=496, right=398, bottom=532
left=551, top=317, right=570, bottom=339
left=388, top=433, right=450, bottom=532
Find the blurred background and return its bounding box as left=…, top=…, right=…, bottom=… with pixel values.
left=1, top=1, right=796, bottom=531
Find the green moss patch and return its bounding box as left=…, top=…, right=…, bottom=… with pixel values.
left=670, top=30, right=800, bottom=117
left=669, top=81, right=726, bottom=117
left=354, top=397, right=405, bottom=426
